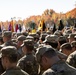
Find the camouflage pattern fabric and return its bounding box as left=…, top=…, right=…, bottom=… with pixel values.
left=42, top=60, right=76, bottom=75
left=17, top=53, right=38, bottom=75
left=1, top=67, right=29, bottom=75
left=66, top=51, right=76, bottom=68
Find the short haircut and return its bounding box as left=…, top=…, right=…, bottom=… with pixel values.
left=60, top=43, right=72, bottom=51
left=25, top=44, right=34, bottom=51
left=47, top=42, right=58, bottom=49
left=43, top=48, right=57, bottom=58
left=1, top=46, right=18, bottom=63
left=58, top=36, right=67, bottom=46
left=59, top=40, right=67, bottom=46
left=7, top=53, right=18, bottom=63
left=23, top=40, right=34, bottom=51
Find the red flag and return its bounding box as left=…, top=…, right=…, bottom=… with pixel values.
left=15, top=24, right=18, bottom=32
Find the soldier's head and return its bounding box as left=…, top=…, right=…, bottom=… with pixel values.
left=54, top=30, right=63, bottom=37
left=68, top=33, right=76, bottom=43
left=60, top=43, right=73, bottom=56
left=63, top=29, right=72, bottom=42
left=12, top=32, right=16, bottom=39
left=36, top=45, right=59, bottom=70
left=0, top=46, right=18, bottom=69
left=72, top=28, right=76, bottom=33
left=21, top=39, right=34, bottom=55
left=2, top=31, right=12, bottom=43
left=71, top=41, right=76, bottom=52
left=26, top=35, right=34, bottom=41
left=29, top=33, right=39, bottom=42
left=39, top=33, right=47, bottom=44
left=17, top=35, right=26, bottom=48
left=58, top=36, right=67, bottom=50
left=43, top=35, right=58, bottom=49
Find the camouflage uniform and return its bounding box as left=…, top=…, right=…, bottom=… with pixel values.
left=1, top=67, right=29, bottom=75
left=0, top=46, right=29, bottom=75
left=17, top=40, right=38, bottom=75
left=0, top=31, right=12, bottom=47
left=36, top=45, right=76, bottom=75
left=17, top=35, right=26, bottom=59
left=17, top=53, right=38, bottom=75
left=66, top=51, right=76, bottom=68
left=42, top=60, right=76, bottom=75
left=43, top=35, right=67, bottom=60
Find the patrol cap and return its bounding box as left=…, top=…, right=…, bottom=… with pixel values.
left=26, top=35, right=34, bottom=40
left=2, top=31, right=12, bottom=37
left=54, top=30, right=62, bottom=37
left=0, top=46, right=18, bottom=58
left=29, top=33, right=36, bottom=37
left=58, top=36, right=67, bottom=41
left=29, top=33, right=39, bottom=39
left=44, top=35, right=58, bottom=43
left=21, top=39, right=34, bottom=47
left=36, top=45, right=56, bottom=63
left=22, top=32, right=28, bottom=36
left=71, top=41, right=76, bottom=48
left=68, top=33, right=76, bottom=39
left=63, top=30, right=72, bottom=36
left=16, top=32, right=22, bottom=37
left=2, top=29, right=7, bottom=33
left=60, top=43, right=72, bottom=52
left=17, top=35, right=26, bottom=41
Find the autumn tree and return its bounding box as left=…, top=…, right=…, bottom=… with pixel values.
left=26, top=21, right=37, bottom=30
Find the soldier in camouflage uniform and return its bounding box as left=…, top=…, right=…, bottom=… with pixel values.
left=1, top=31, right=12, bottom=47
left=17, top=35, right=26, bottom=59
left=36, top=45, right=76, bottom=75
left=60, top=43, right=73, bottom=56
left=0, top=46, right=29, bottom=75
left=68, top=33, right=76, bottom=43
left=66, top=51, right=76, bottom=68
left=43, top=35, right=67, bottom=60
left=0, top=31, right=17, bottom=48
left=66, top=41, right=76, bottom=68
left=0, top=31, right=17, bottom=74
left=17, top=39, right=38, bottom=75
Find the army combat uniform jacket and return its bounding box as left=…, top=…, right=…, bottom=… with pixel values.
left=66, top=51, right=76, bottom=68
left=17, top=53, right=38, bottom=75
left=1, top=67, right=29, bottom=75
left=42, top=60, right=76, bottom=75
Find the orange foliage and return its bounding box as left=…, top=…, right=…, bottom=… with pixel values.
left=1, top=8, right=76, bottom=27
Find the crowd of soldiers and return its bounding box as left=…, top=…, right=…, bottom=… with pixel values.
left=0, top=20, right=76, bottom=75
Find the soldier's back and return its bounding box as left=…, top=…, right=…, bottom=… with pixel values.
left=17, top=53, right=38, bottom=75
left=42, top=60, right=76, bottom=75
left=1, top=67, right=29, bottom=75
left=66, top=51, right=76, bottom=68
